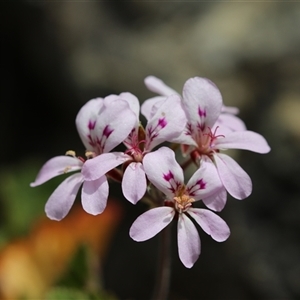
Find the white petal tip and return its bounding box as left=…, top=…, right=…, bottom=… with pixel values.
left=83, top=208, right=105, bottom=216
left=217, top=236, right=230, bottom=243
left=129, top=232, right=144, bottom=242
left=126, top=197, right=140, bottom=205
left=264, top=146, right=271, bottom=154
left=183, top=262, right=194, bottom=269
left=45, top=207, right=67, bottom=221
left=211, top=228, right=231, bottom=242
left=46, top=214, right=63, bottom=221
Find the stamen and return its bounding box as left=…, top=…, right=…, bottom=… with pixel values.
left=85, top=151, right=96, bottom=159
left=195, top=126, right=225, bottom=158
left=125, top=131, right=146, bottom=162
left=65, top=149, right=86, bottom=163
left=204, top=126, right=225, bottom=143
left=174, top=194, right=195, bottom=214
left=64, top=149, right=86, bottom=171
left=65, top=150, right=76, bottom=157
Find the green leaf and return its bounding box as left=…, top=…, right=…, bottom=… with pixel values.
left=44, top=287, right=91, bottom=300
left=0, top=159, right=73, bottom=237
left=57, top=244, right=88, bottom=289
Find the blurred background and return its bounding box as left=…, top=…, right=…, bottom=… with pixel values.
left=1, top=1, right=300, bottom=299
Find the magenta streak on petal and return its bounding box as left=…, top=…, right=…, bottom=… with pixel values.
left=146, top=118, right=168, bottom=148
left=88, top=120, right=96, bottom=130
left=87, top=134, right=103, bottom=154
left=163, top=171, right=174, bottom=181
left=197, top=178, right=206, bottom=189
left=147, top=126, right=158, bottom=141
left=87, top=134, right=95, bottom=147
left=87, top=125, right=114, bottom=155
left=87, top=125, right=113, bottom=155
left=197, top=106, right=207, bottom=131
left=196, top=121, right=205, bottom=132
left=158, top=118, right=167, bottom=128
left=103, top=125, right=114, bottom=138
left=185, top=123, right=193, bottom=136
left=187, top=179, right=206, bottom=196
left=124, top=128, right=136, bottom=149
left=198, top=107, right=206, bottom=117
left=163, top=171, right=181, bottom=193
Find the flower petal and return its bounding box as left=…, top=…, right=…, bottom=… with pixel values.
left=45, top=173, right=83, bottom=221
left=187, top=208, right=230, bottom=242
left=145, top=94, right=186, bottom=150
left=82, top=152, right=130, bottom=181
left=104, top=100, right=136, bottom=153
left=215, top=131, right=271, bottom=153
left=143, top=147, right=184, bottom=199
left=172, top=133, right=198, bottom=148
left=122, top=162, right=147, bottom=204
left=202, top=186, right=227, bottom=212
left=186, top=159, right=223, bottom=200
left=182, top=77, right=223, bottom=129
left=214, top=153, right=252, bottom=200
left=216, top=113, right=247, bottom=132
left=105, top=93, right=140, bottom=125
left=102, top=94, right=119, bottom=105
left=129, top=207, right=175, bottom=241
left=144, top=76, right=178, bottom=96
left=141, top=96, right=166, bottom=121
left=30, top=156, right=83, bottom=187
left=177, top=214, right=200, bottom=268
left=75, top=98, right=104, bottom=150
left=221, top=105, right=239, bottom=115
left=95, top=99, right=137, bottom=153
left=81, top=176, right=109, bottom=215
left=119, top=92, right=140, bottom=120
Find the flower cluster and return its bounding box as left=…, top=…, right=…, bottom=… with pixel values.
left=31, top=76, right=270, bottom=268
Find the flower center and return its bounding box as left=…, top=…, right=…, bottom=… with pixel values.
left=195, top=126, right=224, bottom=158
left=172, top=185, right=195, bottom=214
left=173, top=194, right=195, bottom=214
left=124, top=127, right=146, bottom=162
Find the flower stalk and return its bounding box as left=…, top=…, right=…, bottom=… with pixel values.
left=152, top=223, right=172, bottom=300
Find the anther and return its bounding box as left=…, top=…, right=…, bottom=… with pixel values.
left=174, top=194, right=195, bottom=213
left=85, top=151, right=96, bottom=159
left=66, top=150, right=76, bottom=157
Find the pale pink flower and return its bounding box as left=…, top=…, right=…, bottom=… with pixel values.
left=129, top=147, right=230, bottom=268
left=82, top=92, right=187, bottom=204
left=30, top=97, right=136, bottom=220
left=166, top=77, right=270, bottom=211
left=143, top=75, right=246, bottom=132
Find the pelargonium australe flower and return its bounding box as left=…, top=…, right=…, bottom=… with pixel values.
left=156, top=77, right=270, bottom=211
left=82, top=92, right=187, bottom=204
left=143, top=75, right=247, bottom=132
left=30, top=96, right=136, bottom=220
left=129, top=147, right=230, bottom=268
